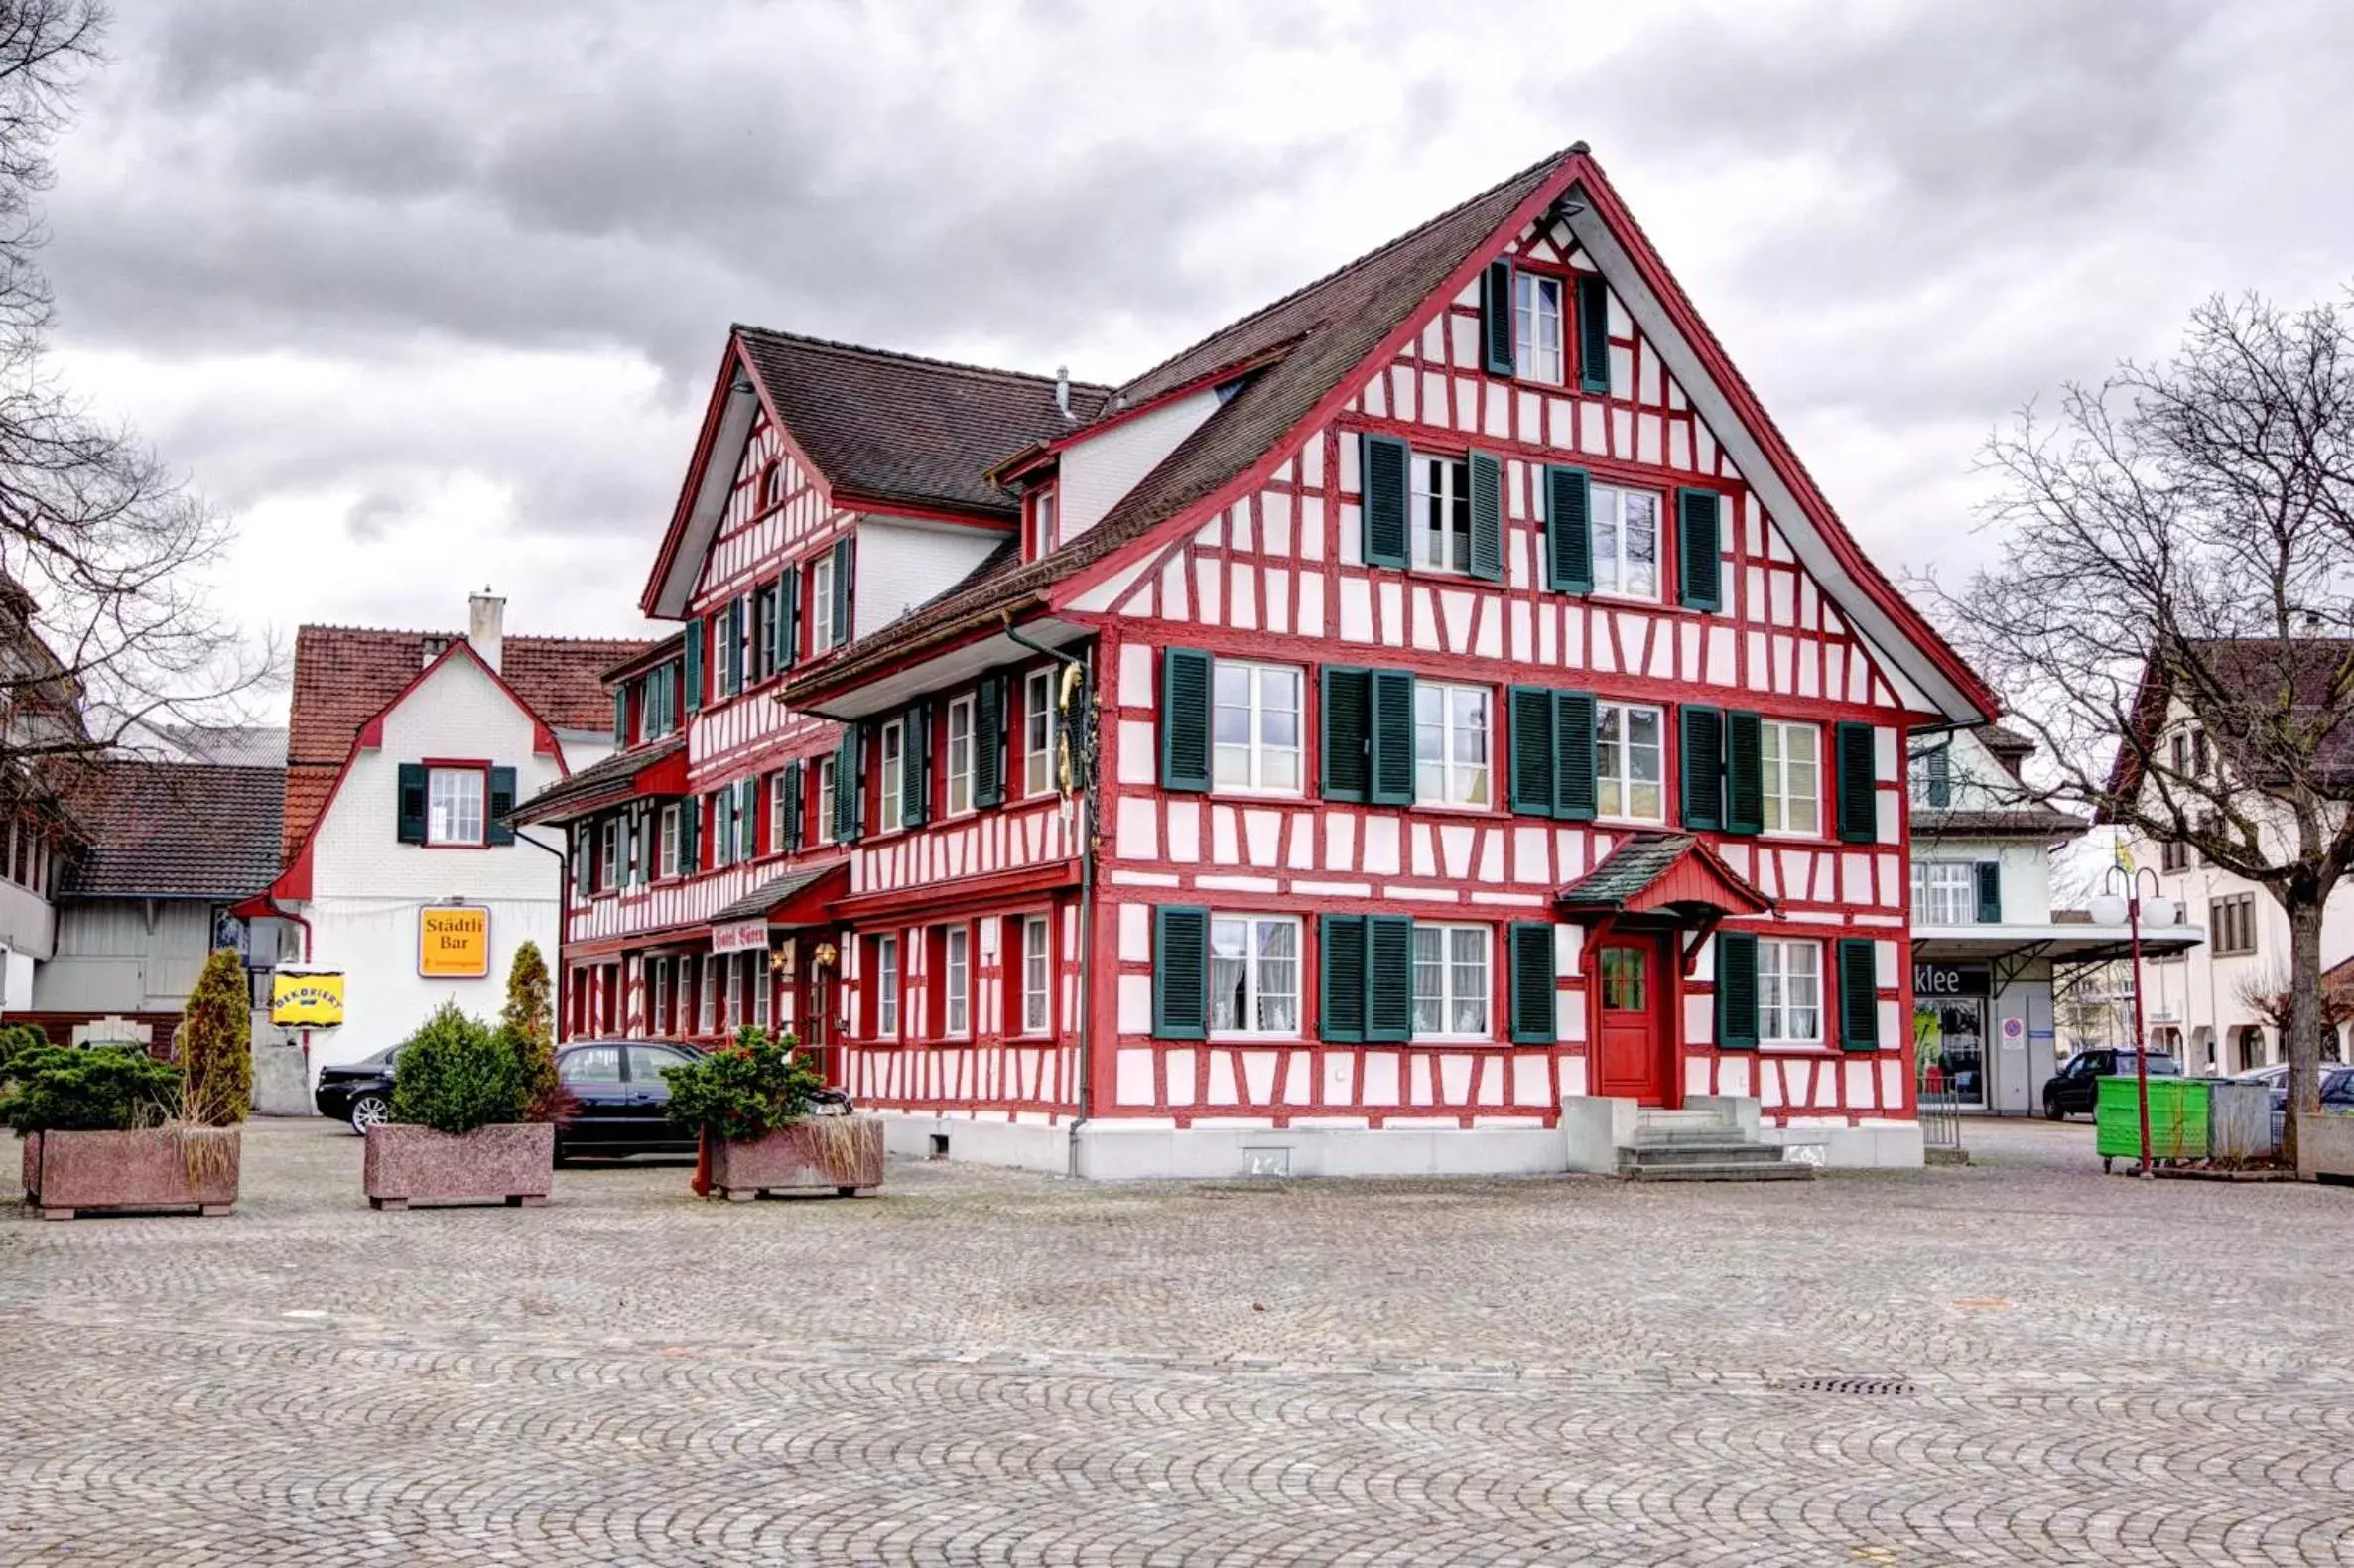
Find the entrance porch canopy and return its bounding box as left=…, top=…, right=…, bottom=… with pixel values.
left=1556, top=833, right=1772, bottom=921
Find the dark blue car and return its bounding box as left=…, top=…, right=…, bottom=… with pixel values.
left=552, top=1040, right=705, bottom=1161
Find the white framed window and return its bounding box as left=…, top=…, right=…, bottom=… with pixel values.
left=943, top=926, right=970, bottom=1037
left=945, top=696, right=975, bottom=815
left=1591, top=484, right=1661, bottom=600
left=1912, top=862, right=1975, bottom=926
left=763, top=462, right=787, bottom=509
left=1030, top=487, right=1057, bottom=557
left=1412, top=924, right=1491, bottom=1038
left=1597, top=702, right=1665, bottom=822
left=1414, top=682, right=1492, bottom=807
left=769, top=773, right=789, bottom=851
left=1762, top=720, right=1820, bottom=836
left=1410, top=453, right=1472, bottom=574
left=1021, top=914, right=1050, bottom=1034
left=1514, top=272, right=1563, bottom=383
left=427, top=767, right=486, bottom=847
left=878, top=719, right=905, bottom=833
left=813, top=757, right=836, bottom=847
left=874, top=934, right=899, bottom=1038
left=1024, top=669, right=1059, bottom=795
left=650, top=957, right=670, bottom=1036
left=598, top=817, right=619, bottom=891
left=1209, top=914, right=1300, bottom=1037
left=659, top=805, right=679, bottom=879
left=746, top=951, right=769, bottom=1029
left=1212, top=661, right=1303, bottom=793
left=809, top=555, right=836, bottom=654
left=1759, top=938, right=1822, bottom=1046
left=700, top=956, right=719, bottom=1035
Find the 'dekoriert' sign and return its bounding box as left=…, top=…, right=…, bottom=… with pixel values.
left=419, top=906, right=490, bottom=978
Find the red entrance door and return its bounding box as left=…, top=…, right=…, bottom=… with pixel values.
left=1592, top=935, right=1672, bottom=1106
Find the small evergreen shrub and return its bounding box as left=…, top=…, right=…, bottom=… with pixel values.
left=181, top=947, right=252, bottom=1127
left=661, top=1026, right=822, bottom=1140
left=387, top=1003, right=527, bottom=1135
left=0, top=1021, right=48, bottom=1079
left=501, top=940, right=565, bottom=1122
left=0, top=1045, right=185, bottom=1133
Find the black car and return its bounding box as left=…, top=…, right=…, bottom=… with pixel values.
left=315, top=1044, right=401, bottom=1133
left=2041, top=1049, right=2182, bottom=1119
left=553, top=1040, right=706, bottom=1160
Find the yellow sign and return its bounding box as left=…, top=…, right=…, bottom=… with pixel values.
left=271, top=971, right=345, bottom=1028
left=419, top=906, right=490, bottom=978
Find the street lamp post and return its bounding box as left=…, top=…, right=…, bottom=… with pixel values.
left=2089, top=865, right=2178, bottom=1178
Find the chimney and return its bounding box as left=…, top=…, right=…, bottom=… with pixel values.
left=467, top=587, right=505, bottom=674
left=1055, top=364, right=1073, bottom=423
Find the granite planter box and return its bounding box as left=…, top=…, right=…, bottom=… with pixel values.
left=21, top=1127, right=241, bottom=1220
left=708, top=1116, right=884, bottom=1200
left=364, top=1122, right=554, bottom=1210
left=2295, top=1111, right=2354, bottom=1184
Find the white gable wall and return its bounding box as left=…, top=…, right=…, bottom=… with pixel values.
left=299, top=655, right=572, bottom=1079
left=855, top=519, right=1004, bottom=641
left=1057, top=390, right=1221, bottom=545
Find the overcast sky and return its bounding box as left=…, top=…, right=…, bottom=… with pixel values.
left=38, top=0, right=2354, bottom=692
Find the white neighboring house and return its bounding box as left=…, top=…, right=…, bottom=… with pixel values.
left=242, top=593, right=645, bottom=1083
left=1906, top=723, right=2200, bottom=1114
left=2118, top=668, right=2354, bottom=1076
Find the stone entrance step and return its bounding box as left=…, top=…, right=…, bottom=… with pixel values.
left=1614, top=1105, right=1814, bottom=1182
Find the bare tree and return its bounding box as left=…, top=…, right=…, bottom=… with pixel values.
left=2233, top=964, right=2354, bottom=1045
left=0, top=2, right=271, bottom=814
left=1916, top=290, right=2354, bottom=1165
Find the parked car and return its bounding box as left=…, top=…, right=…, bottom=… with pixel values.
left=2040, top=1049, right=2182, bottom=1120
left=315, top=1044, right=401, bottom=1133
left=2242, top=1062, right=2354, bottom=1148
left=553, top=1040, right=707, bottom=1160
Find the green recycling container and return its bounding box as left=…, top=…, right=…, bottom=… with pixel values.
left=2095, top=1074, right=2208, bottom=1164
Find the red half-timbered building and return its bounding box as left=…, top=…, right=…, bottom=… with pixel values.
left=521, top=144, right=2001, bottom=1177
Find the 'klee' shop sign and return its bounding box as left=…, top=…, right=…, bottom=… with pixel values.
left=1913, top=962, right=1989, bottom=999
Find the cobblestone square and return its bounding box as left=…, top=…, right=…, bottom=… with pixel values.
left=4, top=1118, right=2352, bottom=1565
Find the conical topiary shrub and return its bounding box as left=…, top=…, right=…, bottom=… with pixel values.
left=180, top=947, right=251, bottom=1128
left=501, top=939, right=564, bottom=1121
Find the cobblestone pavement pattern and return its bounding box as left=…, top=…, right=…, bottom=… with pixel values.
left=5, top=1118, right=2353, bottom=1565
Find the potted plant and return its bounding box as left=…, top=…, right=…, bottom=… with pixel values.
left=363, top=1002, right=554, bottom=1210
left=663, top=1026, right=882, bottom=1200
left=6, top=950, right=249, bottom=1219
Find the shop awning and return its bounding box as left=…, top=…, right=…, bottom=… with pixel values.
left=1912, top=922, right=2206, bottom=968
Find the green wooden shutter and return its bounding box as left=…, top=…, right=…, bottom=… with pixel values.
left=901, top=705, right=931, bottom=830
left=1320, top=666, right=1372, bottom=802
left=729, top=598, right=749, bottom=693
left=1365, top=915, right=1413, bottom=1042
left=833, top=724, right=862, bottom=845
left=1319, top=915, right=1367, bottom=1043
left=1723, top=712, right=1764, bottom=836
left=1152, top=906, right=1209, bottom=1040
left=1576, top=273, right=1611, bottom=394
left=780, top=760, right=803, bottom=852
left=1508, top=922, right=1557, bottom=1044
left=612, top=686, right=628, bottom=745
left=573, top=827, right=593, bottom=895
left=1508, top=686, right=1557, bottom=818
left=1679, top=705, right=1725, bottom=832
left=831, top=536, right=853, bottom=647
left=1369, top=670, right=1417, bottom=806
left=1975, top=861, right=2003, bottom=924
left=684, top=627, right=703, bottom=714
left=1835, top=721, right=1878, bottom=844
left=1467, top=451, right=1503, bottom=582
left=738, top=777, right=759, bottom=860
left=1545, top=465, right=1593, bottom=594
left=1924, top=748, right=1951, bottom=808
left=1159, top=648, right=1213, bottom=792
left=1360, top=434, right=1410, bottom=569
left=678, top=799, right=700, bottom=875
left=487, top=766, right=517, bottom=846
left=1551, top=691, right=1597, bottom=821
left=973, top=675, right=1005, bottom=808
left=783, top=567, right=804, bottom=670
left=1676, top=489, right=1722, bottom=611
left=1714, top=932, right=1759, bottom=1050
left=396, top=763, right=428, bottom=844
left=1837, top=938, right=1880, bottom=1050
left=1480, top=257, right=1515, bottom=375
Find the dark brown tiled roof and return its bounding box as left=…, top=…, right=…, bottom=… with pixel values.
left=710, top=859, right=848, bottom=925
left=1911, top=807, right=2087, bottom=840
left=1559, top=833, right=1701, bottom=907
left=786, top=146, right=1575, bottom=698
left=58, top=761, right=284, bottom=899
left=285, top=626, right=651, bottom=859
left=2103, top=638, right=2354, bottom=817
left=735, top=328, right=1112, bottom=519
left=1977, top=723, right=2036, bottom=756
left=514, top=736, right=685, bottom=826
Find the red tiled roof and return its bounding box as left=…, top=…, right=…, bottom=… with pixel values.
left=735, top=328, right=1112, bottom=518
left=58, top=761, right=284, bottom=899
left=283, top=625, right=649, bottom=860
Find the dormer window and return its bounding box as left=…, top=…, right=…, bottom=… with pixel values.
left=1029, top=486, right=1058, bottom=558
